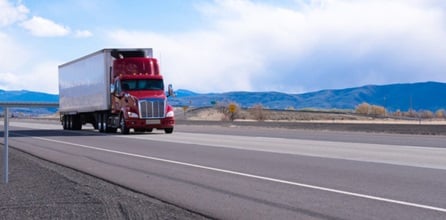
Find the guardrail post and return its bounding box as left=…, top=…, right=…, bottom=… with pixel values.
left=0, top=102, right=59, bottom=184
left=3, top=107, right=9, bottom=183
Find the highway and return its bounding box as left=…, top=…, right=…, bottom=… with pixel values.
left=3, top=120, right=446, bottom=219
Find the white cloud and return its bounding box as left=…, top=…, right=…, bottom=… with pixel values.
left=20, top=16, right=70, bottom=37
left=26, top=61, right=59, bottom=94
left=0, top=72, right=20, bottom=89
left=0, top=33, right=58, bottom=93
left=0, top=32, right=29, bottom=70
left=108, top=0, right=446, bottom=93
left=0, top=61, right=59, bottom=94
left=108, top=30, right=262, bottom=93
left=74, top=30, right=93, bottom=38
left=0, top=0, right=29, bottom=27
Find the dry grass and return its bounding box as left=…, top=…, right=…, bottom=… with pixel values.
left=177, top=107, right=446, bottom=125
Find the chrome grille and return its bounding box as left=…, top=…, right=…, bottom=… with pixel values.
left=139, top=99, right=166, bottom=118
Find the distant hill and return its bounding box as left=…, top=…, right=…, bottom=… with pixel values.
left=169, top=82, right=446, bottom=112
left=1, top=82, right=445, bottom=115
left=0, top=90, right=58, bottom=116
left=0, top=90, right=58, bottom=102
left=174, top=89, right=199, bottom=98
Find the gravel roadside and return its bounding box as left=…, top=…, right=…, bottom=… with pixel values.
left=0, top=147, right=210, bottom=220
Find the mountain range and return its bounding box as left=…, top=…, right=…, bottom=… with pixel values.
left=169, top=81, right=446, bottom=112
left=0, top=81, right=445, bottom=115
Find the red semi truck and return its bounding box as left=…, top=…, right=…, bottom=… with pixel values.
left=58, top=48, right=175, bottom=134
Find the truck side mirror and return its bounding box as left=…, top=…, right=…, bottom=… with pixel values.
left=167, top=84, right=175, bottom=97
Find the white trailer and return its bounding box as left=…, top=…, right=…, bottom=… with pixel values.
left=59, top=48, right=153, bottom=114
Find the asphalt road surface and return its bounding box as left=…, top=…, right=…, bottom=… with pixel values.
left=2, top=120, right=446, bottom=219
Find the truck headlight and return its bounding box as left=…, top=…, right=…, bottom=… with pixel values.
left=166, top=111, right=174, bottom=117
left=128, top=112, right=139, bottom=118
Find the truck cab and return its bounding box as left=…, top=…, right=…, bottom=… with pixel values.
left=110, top=50, right=175, bottom=134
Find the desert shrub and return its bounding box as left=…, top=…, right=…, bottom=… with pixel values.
left=419, top=110, right=434, bottom=119
left=435, top=109, right=445, bottom=119
left=393, top=110, right=402, bottom=117
left=355, top=103, right=370, bottom=114
left=249, top=104, right=268, bottom=121
left=404, top=110, right=418, bottom=118
left=355, top=102, right=386, bottom=116
left=370, top=105, right=386, bottom=116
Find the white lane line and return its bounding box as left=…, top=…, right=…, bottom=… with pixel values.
left=30, top=136, right=446, bottom=213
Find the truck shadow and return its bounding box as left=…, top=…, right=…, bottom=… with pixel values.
left=2, top=129, right=167, bottom=137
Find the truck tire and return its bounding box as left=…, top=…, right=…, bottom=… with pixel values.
left=67, top=115, right=72, bottom=130
left=96, top=113, right=105, bottom=132
left=120, top=115, right=130, bottom=134
left=105, top=127, right=117, bottom=133
left=164, top=127, right=174, bottom=134
left=72, top=115, right=82, bottom=130
left=62, top=116, right=68, bottom=130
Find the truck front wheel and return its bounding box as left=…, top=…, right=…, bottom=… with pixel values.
left=120, top=115, right=130, bottom=134
left=164, top=127, right=174, bottom=134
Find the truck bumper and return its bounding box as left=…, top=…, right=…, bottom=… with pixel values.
left=124, top=117, right=175, bottom=129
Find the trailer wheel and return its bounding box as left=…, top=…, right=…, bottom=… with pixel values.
left=96, top=113, right=105, bottom=132
left=105, top=126, right=117, bottom=133
left=67, top=115, right=72, bottom=130
left=164, top=127, right=174, bottom=134
left=105, top=127, right=118, bottom=133
left=72, top=114, right=82, bottom=130
left=120, top=115, right=130, bottom=134
left=62, top=116, right=68, bottom=130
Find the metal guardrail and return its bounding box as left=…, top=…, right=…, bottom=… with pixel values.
left=1, top=102, right=59, bottom=184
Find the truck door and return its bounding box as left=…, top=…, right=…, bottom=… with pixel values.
left=111, top=79, right=123, bottom=114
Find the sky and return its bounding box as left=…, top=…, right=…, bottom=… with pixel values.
left=1, top=0, right=446, bottom=95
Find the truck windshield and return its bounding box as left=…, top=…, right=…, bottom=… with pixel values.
left=121, top=79, right=164, bottom=91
